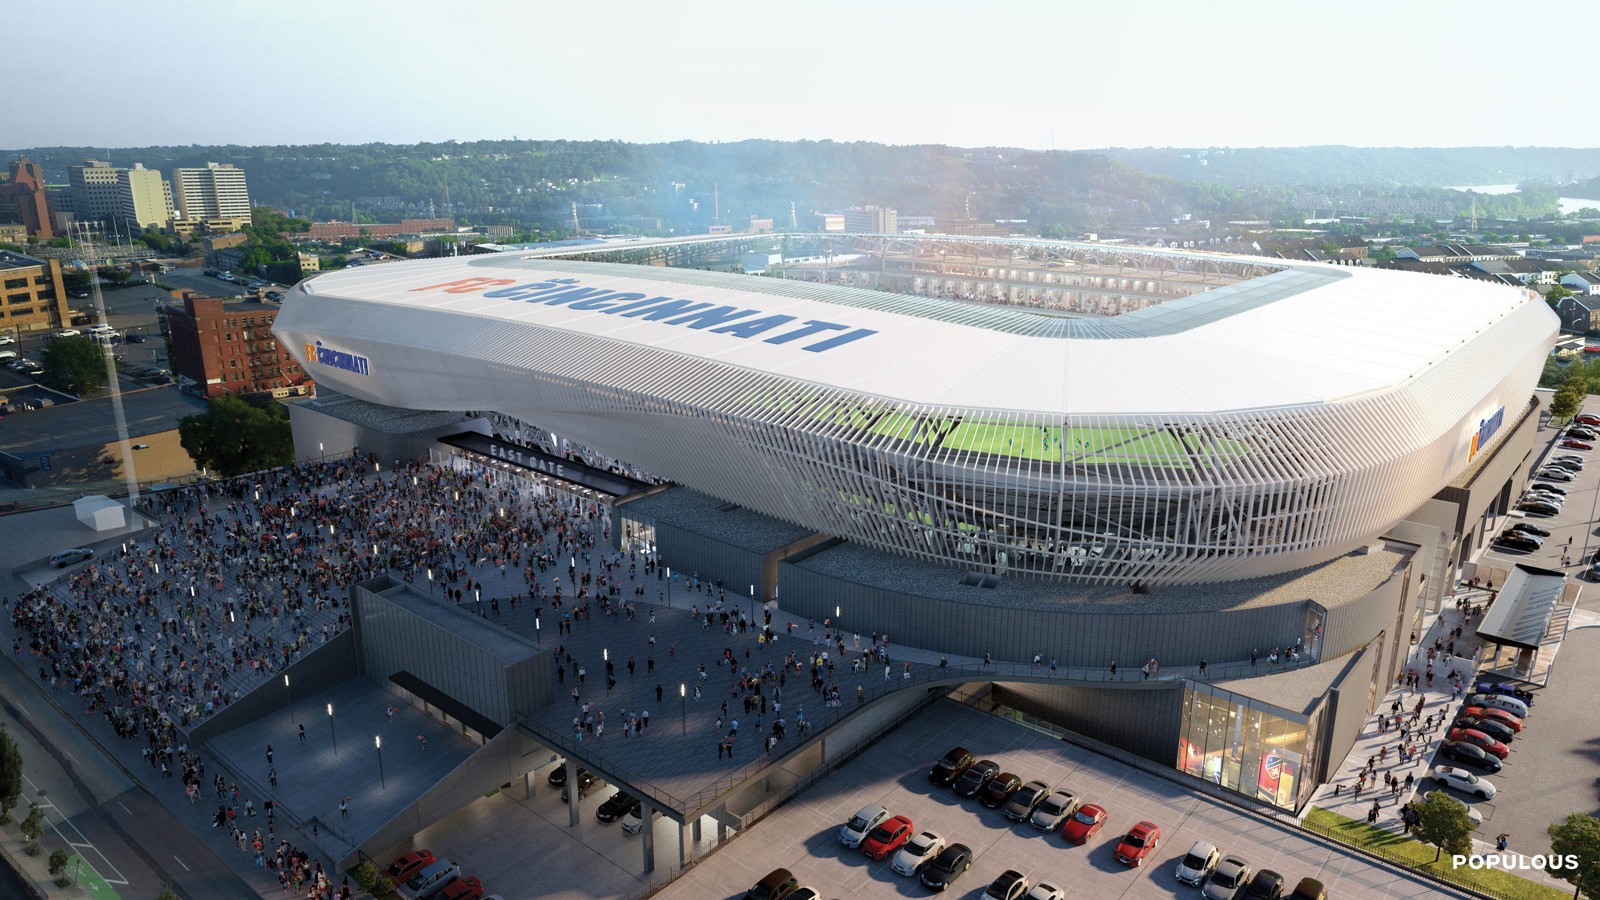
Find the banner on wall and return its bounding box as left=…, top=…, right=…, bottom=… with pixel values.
left=1256, top=748, right=1301, bottom=801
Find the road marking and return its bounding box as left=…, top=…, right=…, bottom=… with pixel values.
left=21, top=773, right=131, bottom=886
left=63, top=750, right=78, bottom=765
left=172, top=855, right=190, bottom=871
left=116, top=801, right=131, bottom=814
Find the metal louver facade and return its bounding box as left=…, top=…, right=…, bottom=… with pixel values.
left=273, top=248, right=1555, bottom=586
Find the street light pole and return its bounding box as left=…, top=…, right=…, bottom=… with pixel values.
left=284, top=675, right=295, bottom=723
left=679, top=684, right=686, bottom=735
left=375, top=736, right=385, bottom=789
left=327, top=703, right=338, bottom=754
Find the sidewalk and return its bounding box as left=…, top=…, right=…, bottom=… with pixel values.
left=1302, top=584, right=1570, bottom=893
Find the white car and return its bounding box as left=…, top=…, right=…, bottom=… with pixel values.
left=1423, top=791, right=1484, bottom=826
left=0, top=335, right=13, bottom=345
left=621, top=805, right=648, bottom=833
left=838, top=803, right=889, bottom=849
left=1536, top=468, right=1575, bottom=482
left=1428, top=766, right=1496, bottom=799
left=55, top=329, right=81, bottom=337
left=1024, top=885, right=1064, bottom=900
left=891, top=830, right=944, bottom=877
left=50, top=548, right=94, bottom=567
left=1175, top=840, right=1221, bottom=885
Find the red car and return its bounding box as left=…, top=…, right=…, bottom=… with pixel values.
left=1561, top=440, right=1593, bottom=450
left=385, top=849, right=435, bottom=883
left=1446, top=727, right=1509, bottom=759
left=1061, top=804, right=1107, bottom=844
left=436, top=877, right=484, bottom=900
left=861, top=815, right=914, bottom=861
left=1575, top=415, right=1600, bottom=426
left=1114, top=820, right=1161, bottom=866
left=1460, top=706, right=1523, bottom=732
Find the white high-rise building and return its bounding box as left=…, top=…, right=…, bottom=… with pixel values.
left=116, top=163, right=174, bottom=231
left=173, top=162, right=251, bottom=221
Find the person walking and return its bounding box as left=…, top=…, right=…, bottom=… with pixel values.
left=266, top=745, right=273, bottom=764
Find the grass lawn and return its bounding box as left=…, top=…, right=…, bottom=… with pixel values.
left=1302, top=807, right=1569, bottom=900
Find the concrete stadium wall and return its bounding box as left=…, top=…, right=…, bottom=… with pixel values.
left=776, top=561, right=1315, bottom=670
left=1318, top=561, right=1409, bottom=667
left=990, top=680, right=1185, bottom=766
left=1319, top=639, right=1383, bottom=788
left=185, top=629, right=358, bottom=745
left=643, top=518, right=767, bottom=605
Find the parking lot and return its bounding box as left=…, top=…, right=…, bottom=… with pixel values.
left=652, top=700, right=1450, bottom=900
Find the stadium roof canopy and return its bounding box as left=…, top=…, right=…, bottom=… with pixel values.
left=295, top=253, right=1538, bottom=416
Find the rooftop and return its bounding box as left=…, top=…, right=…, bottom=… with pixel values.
left=0, top=249, right=46, bottom=270
left=0, top=385, right=206, bottom=456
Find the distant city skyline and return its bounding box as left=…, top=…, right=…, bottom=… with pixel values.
left=12, top=0, right=1598, bottom=151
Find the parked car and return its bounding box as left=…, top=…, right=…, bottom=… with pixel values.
left=559, top=770, right=602, bottom=802
left=621, top=804, right=649, bottom=834
left=1493, top=534, right=1542, bottom=552
left=1061, top=803, right=1107, bottom=844
left=1029, top=789, right=1081, bottom=832
left=785, top=889, right=821, bottom=900
left=1439, top=740, right=1503, bottom=773
left=50, top=548, right=94, bottom=567
left=434, top=877, right=484, bottom=900
left=953, top=759, right=1000, bottom=798
left=979, top=772, right=1023, bottom=808
left=1453, top=715, right=1515, bottom=745
left=1536, top=468, right=1575, bottom=482
left=1289, top=877, right=1328, bottom=900
left=56, top=329, right=81, bottom=337
left=984, top=870, right=1029, bottom=900
left=861, top=814, right=913, bottom=860
left=1517, top=500, right=1560, bottom=516
left=596, top=790, right=639, bottom=823
left=1175, top=840, right=1221, bottom=886
left=920, top=842, right=973, bottom=892
left=1560, top=439, right=1593, bottom=450
left=1445, top=727, right=1509, bottom=759
left=1575, top=414, right=1600, bottom=426
left=1114, top=820, right=1161, bottom=866
left=1466, top=693, right=1529, bottom=718
left=1566, top=427, right=1597, bottom=439
left=1024, top=885, right=1065, bottom=900
left=929, top=747, right=976, bottom=786
left=1428, top=766, right=1497, bottom=799
left=890, top=830, right=943, bottom=877
left=839, top=803, right=890, bottom=848
left=1529, top=482, right=1569, bottom=495
left=1474, top=681, right=1535, bottom=704
left=1203, top=857, right=1253, bottom=900
left=1003, top=780, right=1050, bottom=821
left=1244, top=868, right=1285, bottom=899
left=1459, top=706, right=1522, bottom=732
left=401, top=860, right=460, bottom=899
left=1508, top=522, right=1552, bottom=538
left=1423, top=791, right=1484, bottom=826
left=385, top=850, right=436, bottom=883
left=743, top=868, right=798, bottom=900
left=1547, top=458, right=1583, bottom=471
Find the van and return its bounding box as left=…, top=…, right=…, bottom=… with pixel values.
left=400, top=859, right=459, bottom=899
left=1466, top=693, right=1528, bottom=718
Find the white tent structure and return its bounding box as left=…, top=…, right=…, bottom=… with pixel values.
left=74, top=495, right=126, bottom=532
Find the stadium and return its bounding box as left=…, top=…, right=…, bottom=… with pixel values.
left=271, top=241, right=1553, bottom=586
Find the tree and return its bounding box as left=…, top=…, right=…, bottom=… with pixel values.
left=20, top=802, right=44, bottom=844
left=155, top=885, right=180, bottom=900
left=0, top=728, right=21, bottom=824
left=1552, top=382, right=1585, bottom=420
left=1548, top=812, right=1600, bottom=899
left=179, top=396, right=294, bottom=477
left=47, top=848, right=69, bottom=878
left=41, top=336, right=109, bottom=396
left=1412, top=792, right=1475, bottom=861
left=1549, top=284, right=1575, bottom=306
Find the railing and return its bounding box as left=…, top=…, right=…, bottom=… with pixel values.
left=519, top=649, right=1314, bottom=818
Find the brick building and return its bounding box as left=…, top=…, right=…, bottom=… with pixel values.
left=164, top=292, right=310, bottom=398
left=296, top=219, right=454, bottom=241
left=0, top=250, right=70, bottom=334
left=0, top=157, right=54, bottom=239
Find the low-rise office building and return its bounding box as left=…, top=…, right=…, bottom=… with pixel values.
left=0, top=250, right=70, bottom=333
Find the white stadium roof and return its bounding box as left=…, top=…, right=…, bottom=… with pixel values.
left=295, top=252, right=1544, bottom=416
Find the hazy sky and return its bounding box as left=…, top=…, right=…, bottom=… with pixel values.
left=12, top=0, right=1595, bottom=150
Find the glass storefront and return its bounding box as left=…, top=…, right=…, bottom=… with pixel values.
left=1176, top=684, right=1309, bottom=810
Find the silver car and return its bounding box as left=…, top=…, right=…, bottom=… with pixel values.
left=1202, top=856, right=1251, bottom=900
left=1029, top=789, right=1080, bottom=832
left=1175, top=840, right=1220, bottom=886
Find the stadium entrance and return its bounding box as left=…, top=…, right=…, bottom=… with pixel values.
left=430, top=432, right=658, bottom=524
